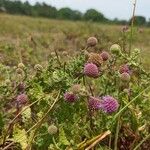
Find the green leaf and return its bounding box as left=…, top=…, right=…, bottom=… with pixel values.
left=0, top=113, right=4, bottom=130
left=13, top=125, right=28, bottom=149
left=59, top=126, right=70, bottom=146
left=21, top=106, right=31, bottom=123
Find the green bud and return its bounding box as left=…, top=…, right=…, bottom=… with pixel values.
left=34, top=64, right=43, bottom=72
left=18, top=63, right=25, bottom=69
left=16, top=68, right=24, bottom=74
left=48, top=125, right=58, bottom=135
left=5, top=79, right=11, bottom=85
left=110, top=44, right=121, bottom=55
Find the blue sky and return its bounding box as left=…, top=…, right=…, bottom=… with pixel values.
left=21, top=0, right=150, bottom=20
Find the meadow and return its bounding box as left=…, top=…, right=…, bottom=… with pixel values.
left=0, top=13, right=150, bottom=68
left=0, top=13, right=150, bottom=150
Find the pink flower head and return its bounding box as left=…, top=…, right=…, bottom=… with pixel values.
left=119, top=64, right=130, bottom=74
left=88, top=97, right=101, bottom=110
left=120, top=72, right=130, bottom=82
left=16, top=93, right=28, bottom=105
left=101, top=96, right=119, bottom=114
left=64, top=92, right=78, bottom=103
left=84, top=63, right=99, bottom=78
left=100, top=51, right=109, bottom=61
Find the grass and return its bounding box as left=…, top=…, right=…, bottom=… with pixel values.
left=0, top=13, right=150, bottom=69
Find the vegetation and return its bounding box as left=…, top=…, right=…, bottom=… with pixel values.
left=0, top=13, right=150, bottom=69
left=0, top=12, right=150, bottom=149
left=0, top=0, right=150, bottom=26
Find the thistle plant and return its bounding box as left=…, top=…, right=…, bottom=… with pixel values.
left=0, top=3, right=150, bottom=149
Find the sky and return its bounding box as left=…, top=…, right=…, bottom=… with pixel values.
left=21, top=0, right=150, bottom=20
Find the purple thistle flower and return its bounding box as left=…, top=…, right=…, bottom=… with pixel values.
left=120, top=72, right=130, bottom=82
left=101, top=96, right=119, bottom=114
left=84, top=63, right=99, bottom=78
left=100, top=51, right=110, bottom=61
left=119, top=64, right=130, bottom=74
left=88, top=97, right=101, bottom=110
left=64, top=92, right=78, bottom=103
left=16, top=93, right=28, bottom=105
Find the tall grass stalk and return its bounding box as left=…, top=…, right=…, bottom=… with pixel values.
left=129, top=0, right=137, bottom=55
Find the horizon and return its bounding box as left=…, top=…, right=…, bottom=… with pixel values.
left=20, top=0, right=150, bottom=20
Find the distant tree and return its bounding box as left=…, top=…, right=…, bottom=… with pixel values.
left=0, top=0, right=148, bottom=26
left=129, top=16, right=146, bottom=26
left=72, top=10, right=82, bottom=20
left=34, top=2, right=57, bottom=18
left=113, top=18, right=128, bottom=25
left=84, top=9, right=105, bottom=22
left=57, top=8, right=74, bottom=20
left=147, top=18, right=150, bottom=27
left=22, top=1, right=32, bottom=15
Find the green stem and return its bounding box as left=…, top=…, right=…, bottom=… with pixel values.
left=114, top=115, right=120, bottom=150
left=28, top=90, right=61, bottom=149
left=113, top=85, right=150, bottom=121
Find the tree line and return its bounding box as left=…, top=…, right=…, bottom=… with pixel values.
left=0, top=0, right=150, bottom=26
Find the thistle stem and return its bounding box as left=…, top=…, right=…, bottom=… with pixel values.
left=114, top=115, right=120, bottom=150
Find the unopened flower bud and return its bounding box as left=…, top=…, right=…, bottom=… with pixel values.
left=110, top=44, right=121, bottom=55
left=16, top=68, right=24, bottom=74
left=48, top=125, right=58, bottom=135
left=87, top=37, right=98, bottom=47
left=34, top=64, right=43, bottom=72
left=18, top=63, right=25, bottom=69
left=120, top=72, right=130, bottom=82
left=70, top=84, right=81, bottom=94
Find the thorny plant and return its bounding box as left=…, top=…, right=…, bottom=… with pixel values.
left=0, top=1, right=150, bottom=150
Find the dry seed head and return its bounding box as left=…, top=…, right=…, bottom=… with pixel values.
left=88, top=52, right=103, bottom=67
left=87, top=37, right=98, bottom=47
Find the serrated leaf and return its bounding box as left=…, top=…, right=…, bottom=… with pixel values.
left=21, top=106, right=31, bottom=122
left=21, top=106, right=31, bottom=123
left=0, top=113, right=4, bottom=130
left=13, top=125, right=28, bottom=150
left=59, top=127, right=70, bottom=146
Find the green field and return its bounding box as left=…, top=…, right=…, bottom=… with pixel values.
left=0, top=13, right=150, bottom=69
